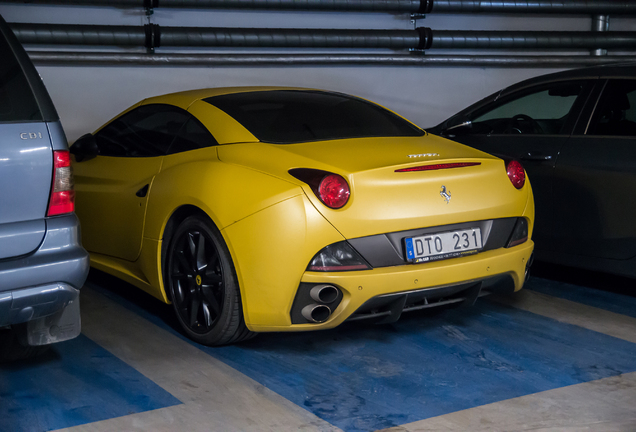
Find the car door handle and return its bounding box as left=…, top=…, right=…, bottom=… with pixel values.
left=136, top=184, right=149, bottom=197
left=520, top=152, right=553, bottom=161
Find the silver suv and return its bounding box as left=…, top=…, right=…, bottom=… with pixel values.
left=0, top=15, right=89, bottom=361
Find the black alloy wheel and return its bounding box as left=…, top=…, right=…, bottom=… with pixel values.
left=165, top=215, right=253, bottom=346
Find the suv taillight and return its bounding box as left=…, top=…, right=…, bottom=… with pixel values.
left=47, top=150, right=75, bottom=216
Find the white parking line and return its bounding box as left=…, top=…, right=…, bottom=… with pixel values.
left=493, top=289, right=636, bottom=344
left=53, top=286, right=342, bottom=432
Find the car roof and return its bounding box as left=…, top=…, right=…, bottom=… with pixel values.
left=140, top=86, right=323, bottom=110
left=504, top=62, right=636, bottom=94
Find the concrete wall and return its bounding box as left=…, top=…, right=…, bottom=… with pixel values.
left=1, top=3, right=633, bottom=141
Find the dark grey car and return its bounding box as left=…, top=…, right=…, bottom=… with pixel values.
left=429, top=63, right=636, bottom=279
left=0, top=15, right=89, bottom=361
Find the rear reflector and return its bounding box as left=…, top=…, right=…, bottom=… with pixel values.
left=308, top=241, right=371, bottom=272
left=47, top=150, right=75, bottom=216
left=395, top=162, right=481, bottom=172
left=506, top=218, right=529, bottom=248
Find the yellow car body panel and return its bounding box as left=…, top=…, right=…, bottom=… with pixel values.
left=74, top=155, right=162, bottom=261
left=218, top=135, right=530, bottom=239
left=222, top=194, right=346, bottom=328
left=72, top=87, right=535, bottom=337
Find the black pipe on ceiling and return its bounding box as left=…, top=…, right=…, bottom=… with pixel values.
left=10, top=23, right=636, bottom=51
left=3, top=0, right=636, bottom=15
left=428, top=30, right=636, bottom=50
left=9, top=23, right=426, bottom=49
left=26, top=51, right=634, bottom=68
left=429, top=1, right=636, bottom=15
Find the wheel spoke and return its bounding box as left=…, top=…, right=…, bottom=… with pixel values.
left=202, top=273, right=222, bottom=285
left=196, top=233, right=207, bottom=272
left=201, top=286, right=221, bottom=316
left=189, top=297, right=201, bottom=328
left=177, top=252, right=193, bottom=276
left=202, top=302, right=212, bottom=327
left=173, top=279, right=187, bottom=304
left=187, top=232, right=197, bottom=263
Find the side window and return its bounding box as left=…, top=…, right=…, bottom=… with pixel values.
left=587, top=80, right=636, bottom=137
left=95, top=104, right=189, bottom=157
left=471, top=81, right=587, bottom=135
left=167, top=117, right=218, bottom=154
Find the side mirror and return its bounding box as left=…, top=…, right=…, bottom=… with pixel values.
left=70, top=133, right=99, bottom=162
left=443, top=116, right=472, bottom=136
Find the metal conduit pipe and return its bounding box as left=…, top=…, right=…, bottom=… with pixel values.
left=10, top=23, right=424, bottom=49
left=10, top=24, right=147, bottom=46
left=160, top=27, right=422, bottom=49
left=26, top=51, right=634, bottom=67
left=4, top=0, right=636, bottom=14
left=0, top=0, right=428, bottom=12
left=10, top=23, right=636, bottom=51
left=160, top=0, right=425, bottom=12
left=429, top=1, right=636, bottom=15
left=428, top=30, right=636, bottom=50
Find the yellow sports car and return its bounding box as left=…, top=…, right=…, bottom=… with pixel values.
left=71, top=87, right=534, bottom=346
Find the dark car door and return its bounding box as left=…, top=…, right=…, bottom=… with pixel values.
left=552, top=78, right=636, bottom=261
left=434, top=80, right=595, bottom=250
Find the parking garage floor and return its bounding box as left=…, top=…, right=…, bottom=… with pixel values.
left=2, top=266, right=636, bottom=432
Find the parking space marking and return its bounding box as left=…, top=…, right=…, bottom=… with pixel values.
left=86, top=278, right=636, bottom=432
left=378, top=371, right=636, bottom=432
left=525, top=276, right=636, bottom=319
left=0, top=334, right=180, bottom=432
left=492, top=288, right=636, bottom=344
left=56, top=286, right=340, bottom=432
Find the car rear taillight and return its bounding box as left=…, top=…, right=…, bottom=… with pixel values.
left=318, top=174, right=350, bottom=209
left=47, top=150, right=75, bottom=216
left=289, top=168, right=351, bottom=209
left=506, top=160, right=525, bottom=189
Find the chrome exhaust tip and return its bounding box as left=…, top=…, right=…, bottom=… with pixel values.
left=309, top=284, right=339, bottom=304
left=301, top=304, right=332, bottom=323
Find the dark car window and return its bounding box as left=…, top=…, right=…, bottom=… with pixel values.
left=95, top=104, right=190, bottom=157
left=587, top=79, right=636, bottom=137
left=205, top=90, right=424, bottom=144
left=167, top=117, right=218, bottom=154
left=470, top=81, right=587, bottom=135
left=0, top=32, right=42, bottom=122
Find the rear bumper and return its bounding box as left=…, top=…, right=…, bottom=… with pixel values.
left=0, top=214, right=89, bottom=343
left=249, top=240, right=533, bottom=332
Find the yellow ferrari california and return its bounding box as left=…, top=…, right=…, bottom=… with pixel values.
left=71, top=87, right=534, bottom=346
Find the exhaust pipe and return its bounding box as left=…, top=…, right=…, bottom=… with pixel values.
left=309, top=284, right=339, bottom=304
left=301, top=304, right=332, bottom=323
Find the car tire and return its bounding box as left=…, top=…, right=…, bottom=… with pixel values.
left=0, top=327, right=48, bottom=363
left=165, top=215, right=254, bottom=346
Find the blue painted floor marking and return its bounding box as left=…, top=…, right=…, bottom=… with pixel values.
left=0, top=334, right=181, bottom=432
left=88, top=279, right=636, bottom=432
left=526, top=277, right=636, bottom=319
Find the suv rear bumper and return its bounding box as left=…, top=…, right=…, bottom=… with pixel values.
left=0, top=214, right=89, bottom=344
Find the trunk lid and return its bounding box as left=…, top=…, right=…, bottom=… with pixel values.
left=218, top=134, right=530, bottom=239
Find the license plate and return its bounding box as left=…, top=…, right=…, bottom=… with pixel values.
left=404, top=228, right=483, bottom=263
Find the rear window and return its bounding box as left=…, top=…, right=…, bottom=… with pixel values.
left=0, top=32, right=42, bottom=122
left=205, top=90, right=424, bottom=144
